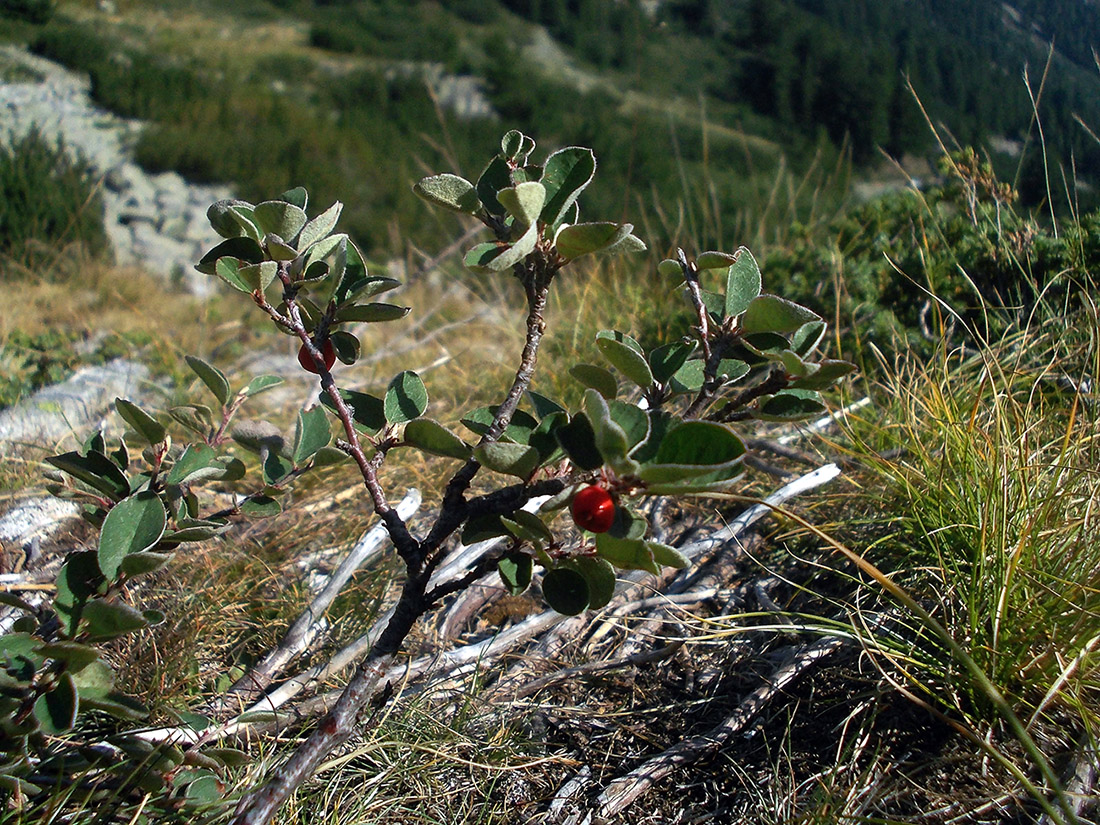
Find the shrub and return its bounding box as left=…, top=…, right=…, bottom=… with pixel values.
left=1, top=130, right=852, bottom=823
left=0, top=0, right=53, bottom=24
left=0, top=126, right=108, bottom=265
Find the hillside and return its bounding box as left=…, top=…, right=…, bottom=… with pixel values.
left=4, top=0, right=1098, bottom=262
left=1, top=2, right=1099, bottom=825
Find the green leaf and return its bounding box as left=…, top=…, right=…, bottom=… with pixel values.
left=263, top=452, right=294, bottom=485
left=569, top=363, right=617, bottom=399
left=334, top=303, right=410, bottom=323
left=185, top=356, right=231, bottom=406
left=648, top=341, right=695, bottom=384
left=608, top=505, right=647, bottom=540
left=540, top=147, right=596, bottom=228
left=497, top=181, right=546, bottom=227
left=570, top=557, right=616, bottom=610
left=240, top=496, right=282, bottom=517
left=780, top=350, right=816, bottom=378
left=529, top=411, right=567, bottom=463
left=607, top=233, right=646, bottom=258
left=83, top=430, right=106, bottom=456
left=238, top=260, right=279, bottom=292
left=594, top=534, right=658, bottom=574
left=384, top=371, right=428, bottom=424
left=34, top=673, right=78, bottom=734
left=554, top=222, right=631, bottom=260
left=203, top=748, right=250, bottom=767
left=55, top=552, right=103, bottom=636
left=70, top=658, right=115, bottom=699
left=460, top=406, right=539, bottom=443
left=37, top=641, right=101, bottom=672
left=120, top=551, right=174, bottom=576
left=658, top=258, right=683, bottom=278
left=715, top=359, right=750, bottom=383
left=98, top=492, right=166, bottom=579
left=331, top=330, right=361, bottom=365
left=473, top=442, right=540, bottom=479
left=652, top=420, right=746, bottom=470
left=292, top=406, right=332, bottom=465
left=265, top=234, right=298, bottom=261
left=413, top=173, right=482, bottom=215
left=790, top=359, right=857, bottom=390
left=321, top=389, right=386, bottom=434
left=596, top=330, right=653, bottom=389
left=0, top=592, right=35, bottom=614
left=668, top=359, right=705, bottom=394
left=461, top=514, right=510, bottom=545
left=166, top=444, right=223, bottom=486
left=340, top=276, right=401, bottom=303
left=476, top=155, right=511, bottom=215
left=741, top=294, right=821, bottom=335
left=114, top=399, right=165, bottom=445
left=253, top=200, right=308, bottom=243
left=464, top=242, right=504, bottom=270
left=555, top=413, right=603, bottom=471
left=696, top=250, right=739, bottom=270
left=331, top=237, right=372, bottom=305
left=500, top=510, right=553, bottom=547
left=636, top=421, right=746, bottom=493
left=81, top=691, right=146, bottom=721
left=498, top=553, right=533, bottom=596
left=83, top=600, right=149, bottom=640
left=228, top=204, right=262, bottom=243
left=527, top=390, right=566, bottom=419
left=403, top=418, right=471, bottom=460
left=242, top=374, right=284, bottom=397
left=501, top=130, right=534, bottom=161
left=734, top=332, right=790, bottom=366
left=0, top=775, right=42, bottom=797
left=213, top=257, right=255, bottom=293
left=649, top=541, right=689, bottom=569
left=206, top=199, right=254, bottom=238
left=607, top=401, right=649, bottom=451
left=488, top=222, right=540, bottom=272
left=279, top=186, right=308, bottom=210
left=542, top=567, right=589, bottom=615
left=298, top=201, right=343, bottom=250
left=584, top=390, right=632, bottom=468
left=725, top=247, right=763, bottom=317
left=311, top=446, right=349, bottom=468
left=791, top=320, right=827, bottom=356
left=700, top=289, right=725, bottom=318
left=195, top=237, right=265, bottom=275
left=756, top=389, right=827, bottom=421
left=46, top=451, right=130, bottom=501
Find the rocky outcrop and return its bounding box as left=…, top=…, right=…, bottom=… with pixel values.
left=0, top=359, right=149, bottom=446
left=0, top=45, right=231, bottom=294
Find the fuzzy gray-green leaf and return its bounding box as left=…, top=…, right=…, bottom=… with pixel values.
left=414, top=174, right=481, bottom=214
left=98, top=492, right=166, bottom=580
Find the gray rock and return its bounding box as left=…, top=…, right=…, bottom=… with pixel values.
left=0, top=359, right=150, bottom=445
left=0, top=45, right=233, bottom=294
left=0, top=498, right=80, bottom=546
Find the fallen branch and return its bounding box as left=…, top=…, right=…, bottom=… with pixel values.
left=225, top=489, right=422, bottom=704
left=592, top=635, right=847, bottom=818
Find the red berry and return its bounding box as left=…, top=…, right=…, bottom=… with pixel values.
left=571, top=485, right=615, bottom=533
left=298, top=339, right=336, bottom=374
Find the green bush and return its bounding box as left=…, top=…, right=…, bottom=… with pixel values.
left=763, top=149, right=1100, bottom=359
left=0, top=126, right=108, bottom=264
left=0, top=0, right=53, bottom=24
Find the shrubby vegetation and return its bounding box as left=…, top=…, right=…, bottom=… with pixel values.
left=764, top=148, right=1100, bottom=357
left=0, top=126, right=107, bottom=264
